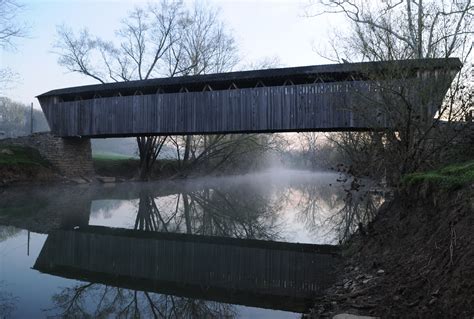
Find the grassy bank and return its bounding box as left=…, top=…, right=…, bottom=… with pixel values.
left=0, top=145, right=57, bottom=186
left=402, top=160, right=474, bottom=189
left=0, top=145, right=50, bottom=167
left=93, top=152, right=138, bottom=178
left=92, top=152, right=136, bottom=161
left=92, top=152, right=180, bottom=179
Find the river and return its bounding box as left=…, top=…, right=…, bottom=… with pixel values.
left=0, top=169, right=382, bottom=318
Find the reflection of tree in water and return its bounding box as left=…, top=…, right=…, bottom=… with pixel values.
left=0, top=281, right=17, bottom=317
left=329, top=186, right=384, bottom=243
left=293, top=178, right=385, bottom=243
left=0, top=228, right=21, bottom=316
left=133, top=186, right=283, bottom=240
left=294, top=183, right=344, bottom=232
left=48, top=283, right=236, bottom=318
left=0, top=225, right=22, bottom=242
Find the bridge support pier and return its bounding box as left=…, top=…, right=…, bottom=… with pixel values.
left=54, top=136, right=95, bottom=177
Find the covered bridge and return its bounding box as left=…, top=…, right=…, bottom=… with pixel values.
left=37, top=58, right=461, bottom=138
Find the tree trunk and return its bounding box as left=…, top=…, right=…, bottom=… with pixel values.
left=183, top=135, right=192, bottom=163
left=137, top=135, right=167, bottom=180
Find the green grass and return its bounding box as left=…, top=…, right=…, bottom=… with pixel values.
left=93, top=154, right=139, bottom=178
left=0, top=145, right=49, bottom=166
left=93, top=155, right=181, bottom=178
left=402, top=160, right=474, bottom=189
left=92, top=152, right=136, bottom=161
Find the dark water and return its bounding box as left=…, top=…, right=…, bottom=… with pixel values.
left=0, top=169, right=382, bottom=318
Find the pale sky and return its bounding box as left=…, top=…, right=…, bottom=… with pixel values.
left=1, top=0, right=343, bottom=108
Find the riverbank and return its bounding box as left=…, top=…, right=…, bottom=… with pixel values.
left=93, top=153, right=182, bottom=180
left=310, top=162, right=474, bottom=318
left=0, top=144, right=180, bottom=187
left=0, top=144, right=265, bottom=186
left=0, top=145, right=66, bottom=186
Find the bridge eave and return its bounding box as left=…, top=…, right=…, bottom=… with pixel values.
left=36, top=58, right=462, bottom=100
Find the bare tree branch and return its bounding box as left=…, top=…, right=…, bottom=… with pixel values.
left=0, top=0, right=27, bottom=50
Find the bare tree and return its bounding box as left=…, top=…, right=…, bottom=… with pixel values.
left=0, top=0, right=27, bottom=92
left=305, top=0, right=473, bottom=183
left=0, top=97, right=49, bottom=137
left=0, top=68, right=18, bottom=93
left=162, top=1, right=241, bottom=173
left=308, top=0, right=473, bottom=62
left=137, top=136, right=168, bottom=180
left=0, top=0, right=26, bottom=49
left=165, top=1, right=238, bottom=76
left=167, top=133, right=284, bottom=176
left=55, top=1, right=186, bottom=179
left=54, top=0, right=241, bottom=179
left=297, top=132, right=323, bottom=170
left=55, top=1, right=185, bottom=83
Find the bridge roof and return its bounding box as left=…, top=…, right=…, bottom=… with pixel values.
left=38, top=58, right=461, bottom=99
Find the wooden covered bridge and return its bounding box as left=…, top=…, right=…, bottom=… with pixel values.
left=37, top=58, right=461, bottom=138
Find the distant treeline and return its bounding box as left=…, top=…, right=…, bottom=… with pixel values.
left=0, top=97, right=50, bottom=138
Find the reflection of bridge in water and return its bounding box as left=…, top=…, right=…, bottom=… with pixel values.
left=0, top=180, right=349, bottom=313
left=34, top=226, right=340, bottom=312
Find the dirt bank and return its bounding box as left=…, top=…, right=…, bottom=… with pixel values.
left=0, top=164, right=63, bottom=187
left=0, top=145, right=66, bottom=187
left=310, top=181, right=474, bottom=318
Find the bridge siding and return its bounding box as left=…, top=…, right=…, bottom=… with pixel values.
left=39, top=72, right=452, bottom=138
left=36, top=59, right=462, bottom=139
left=35, top=228, right=339, bottom=298
left=41, top=82, right=388, bottom=137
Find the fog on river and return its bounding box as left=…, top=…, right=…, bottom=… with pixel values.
left=89, top=169, right=378, bottom=245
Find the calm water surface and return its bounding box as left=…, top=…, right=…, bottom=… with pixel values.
left=0, top=169, right=381, bottom=318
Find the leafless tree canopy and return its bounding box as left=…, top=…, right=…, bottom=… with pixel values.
left=308, top=0, right=473, bottom=62
left=55, top=0, right=238, bottom=83
left=165, top=1, right=238, bottom=76
left=0, top=0, right=26, bottom=50
left=0, top=0, right=27, bottom=92
left=55, top=2, right=182, bottom=83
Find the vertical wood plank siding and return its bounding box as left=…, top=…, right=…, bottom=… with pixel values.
left=39, top=78, right=450, bottom=138
left=35, top=228, right=340, bottom=303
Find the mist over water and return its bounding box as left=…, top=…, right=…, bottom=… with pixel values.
left=178, top=168, right=340, bottom=186
left=88, top=168, right=347, bottom=244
